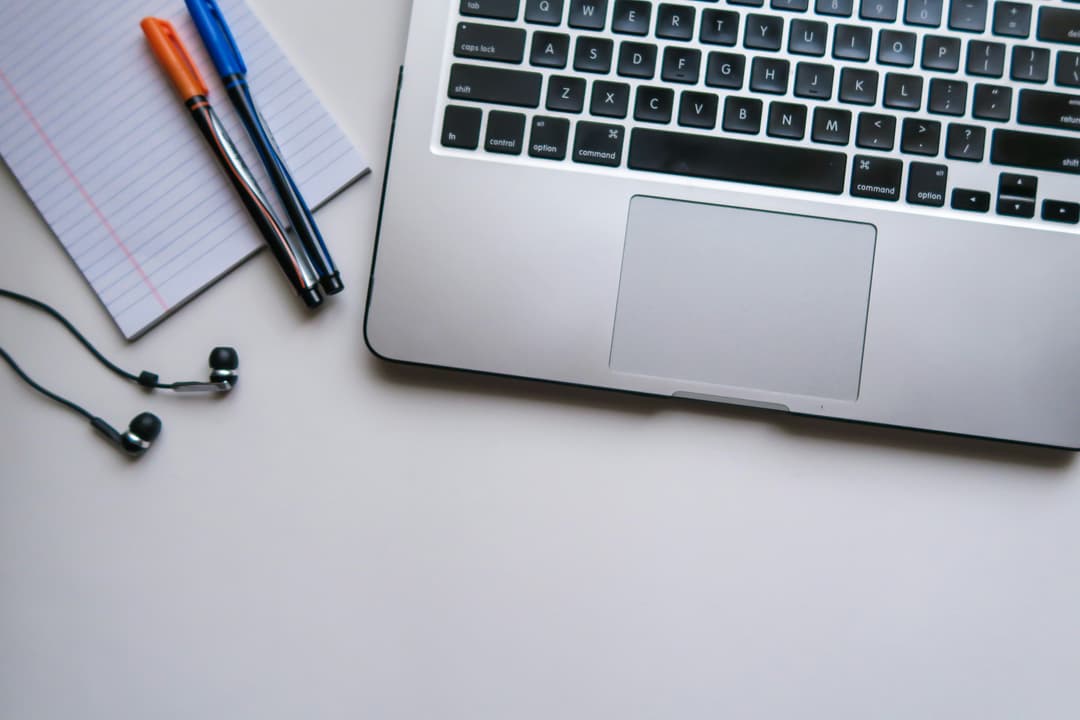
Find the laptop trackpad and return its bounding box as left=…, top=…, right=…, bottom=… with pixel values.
left=610, top=197, right=876, bottom=401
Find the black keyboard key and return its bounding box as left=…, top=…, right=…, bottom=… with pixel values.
left=678, top=91, right=720, bottom=128
left=723, top=96, right=764, bottom=132
left=817, top=0, right=854, bottom=16
left=907, top=162, right=948, bottom=206
left=546, top=75, right=587, bottom=112
left=945, top=123, right=986, bottom=161
left=455, top=23, right=527, bottom=64
left=1043, top=200, right=1080, bottom=224
left=973, top=83, right=1013, bottom=120
left=629, top=128, right=848, bottom=193
left=531, top=32, right=570, bottom=67
left=840, top=68, right=879, bottom=104
left=998, top=172, right=1037, bottom=198
left=795, top=62, right=835, bottom=99
left=730, top=0, right=765, bottom=5
left=952, top=188, right=991, bottom=212
left=922, top=35, right=961, bottom=72
left=1010, top=46, right=1051, bottom=83
left=860, top=0, right=899, bottom=21
left=967, top=41, right=1006, bottom=77
left=635, top=86, right=675, bottom=122
left=441, top=105, right=484, bottom=149
left=449, top=64, right=543, bottom=107
left=1058, top=52, right=1080, bottom=88
left=745, top=14, right=784, bottom=50
left=992, top=129, right=1080, bottom=174
left=657, top=4, right=696, bottom=40
left=928, top=78, right=968, bottom=115
left=834, top=25, right=873, bottom=61
left=772, top=0, right=810, bottom=11
left=878, top=30, right=917, bottom=66
left=461, top=0, right=520, bottom=20
left=701, top=10, right=740, bottom=45
left=662, top=47, right=702, bottom=83
left=572, top=121, right=625, bottom=165
left=949, top=0, right=987, bottom=32
left=1018, top=89, right=1080, bottom=131
left=618, top=42, right=658, bottom=78
left=574, top=36, right=614, bottom=73
left=789, top=20, right=829, bottom=55
left=750, top=57, right=790, bottom=93
left=992, top=2, right=1031, bottom=37
left=591, top=80, right=631, bottom=117
left=485, top=110, right=527, bottom=154
left=884, top=73, right=923, bottom=109
left=525, top=0, right=565, bottom=24
left=706, top=52, right=746, bottom=88
left=767, top=102, right=808, bottom=138
left=851, top=154, right=903, bottom=201
left=528, top=116, right=570, bottom=159
left=812, top=107, right=853, bottom=144
left=905, top=0, right=944, bottom=27
left=900, top=117, right=942, bottom=154
left=612, top=0, right=651, bottom=34
left=997, top=197, right=1035, bottom=218
left=569, top=0, right=609, bottom=29
left=856, top=112, right=897, bottom=150
left=1037, top=7, right=1080, bottom=46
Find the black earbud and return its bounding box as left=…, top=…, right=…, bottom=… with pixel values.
left=1, top=288, right=239, bottom=459
left=160, top=346, right=240, bottom=393
left=90, top=412, right=163, bottom=457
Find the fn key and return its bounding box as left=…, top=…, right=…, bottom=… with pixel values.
left=442, top=105, right=482, bottom=149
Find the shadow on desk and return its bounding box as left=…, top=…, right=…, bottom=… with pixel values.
left=369, top=356, right=1073, bottom=472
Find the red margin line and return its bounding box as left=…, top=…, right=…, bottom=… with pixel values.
left=0, top=66, right=169, bottom=311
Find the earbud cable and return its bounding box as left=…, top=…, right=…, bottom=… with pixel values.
left=0, top=345, right=93, bottom=422
left=0, top=288, right=174, bottom=389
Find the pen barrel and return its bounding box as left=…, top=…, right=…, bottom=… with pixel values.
left=187, top=98, right=322, bottom=307
left=226, top=81, right=343, bottom=294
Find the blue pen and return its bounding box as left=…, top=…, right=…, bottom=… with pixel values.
left=185, top=0, right=344, bottom=295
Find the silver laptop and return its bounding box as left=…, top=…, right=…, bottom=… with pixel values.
left=366, top=0, right=1080, bottom=448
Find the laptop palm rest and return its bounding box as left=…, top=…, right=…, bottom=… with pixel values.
left=610, top=197, right=877, bottom=402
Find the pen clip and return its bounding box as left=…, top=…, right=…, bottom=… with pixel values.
left=186, top=0, right=248, bottom=78
left=141, top=18, right=209, bottom=100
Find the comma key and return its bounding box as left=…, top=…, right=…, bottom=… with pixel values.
left=572, top=121, right=624, bottom=166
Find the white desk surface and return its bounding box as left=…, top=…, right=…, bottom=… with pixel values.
left=2, top=2, right=1078, bottom=718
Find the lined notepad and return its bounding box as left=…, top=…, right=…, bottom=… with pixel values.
left=0, top=0, right=367, bottom=338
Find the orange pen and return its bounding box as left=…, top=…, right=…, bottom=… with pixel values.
left=140, top=18, right=322, bottom=308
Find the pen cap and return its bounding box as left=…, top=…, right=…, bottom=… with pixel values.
left=141, top=18, right=209, bottom=101
left=185, top=0, right=247, bottom=79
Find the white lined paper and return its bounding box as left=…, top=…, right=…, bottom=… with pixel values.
left=0, top=0, right=367, bottom=338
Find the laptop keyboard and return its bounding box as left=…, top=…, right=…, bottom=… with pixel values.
left=439, top=0, right=1079, bottom=225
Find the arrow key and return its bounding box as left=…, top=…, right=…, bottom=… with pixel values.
left=1043, top=200, right=1080, bottom=224
left=951, top=188, right=991, bottom=213
left=998, top=172, right=1037, bottom=198
left=997, top=197, right=1036, bottom=218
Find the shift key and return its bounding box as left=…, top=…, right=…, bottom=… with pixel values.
left=448, top=64, right=542, bottom=108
